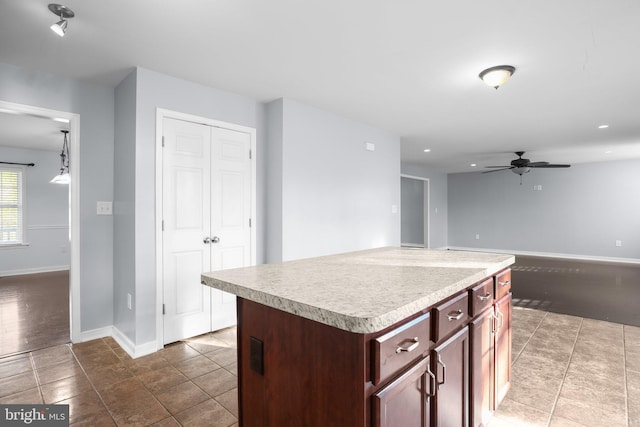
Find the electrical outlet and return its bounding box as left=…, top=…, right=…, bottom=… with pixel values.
left=391, top=205, right=398, bottom=214
left=475, top=234, right=480, bottom=240
left=127, top=293, right=132, bottom=310
left=365, top=142, right=375, bottom=151
left=615, top=240, right=622, bottom=247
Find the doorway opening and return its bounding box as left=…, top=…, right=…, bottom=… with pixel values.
left=0, top=100, right=80, bottom=356
left=400, top=174, right=430, bottom=248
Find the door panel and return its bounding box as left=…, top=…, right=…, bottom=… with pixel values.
left=210, top=127, right=251, bottom=330
left=495, top=293, right=512, bottom=406
left=433, top=326, right=469, bottom=427
left=162, top=118, right=212, bottom=344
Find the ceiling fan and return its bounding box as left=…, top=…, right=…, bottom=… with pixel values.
left=484, top=151, right=571, bottom=177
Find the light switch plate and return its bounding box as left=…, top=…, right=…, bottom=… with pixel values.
left=97, top=201, right=113, bottom=215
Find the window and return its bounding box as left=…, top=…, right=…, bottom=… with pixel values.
left=0, top=165, right=25, bottom=245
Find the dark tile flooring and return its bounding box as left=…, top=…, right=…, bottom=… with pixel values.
left=0, top=327, right=239, bottom=426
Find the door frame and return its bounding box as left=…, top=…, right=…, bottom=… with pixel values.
left=400, top=174, right=430, bottom=249
left=154, top=108, right=257, bottom=350
left=0, top=100, right=81, bottom=342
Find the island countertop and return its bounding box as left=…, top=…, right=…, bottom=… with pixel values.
left=201, top=247, right=514, bottom=334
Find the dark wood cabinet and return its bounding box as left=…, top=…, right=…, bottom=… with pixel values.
left=494, top=293, right=512, bottom=405
left=373, top=356, right=433, bottom=427
left=470, top=308, right=495, bottom=427
left=234, top=268, right=512, bottom=427
left=469, top=273, right=512, bottom=427
left=432, top=327, right=469, bottom=427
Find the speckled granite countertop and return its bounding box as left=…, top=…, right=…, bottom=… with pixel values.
left=201, top=247, right=514, bottom=334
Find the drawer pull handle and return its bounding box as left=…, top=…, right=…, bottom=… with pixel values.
left=499, top=280, right=511, bottom=287
left=478, top=293, right=492, bottom=301
left=395, top=337, right=419, bottom=354
left=447, top=310, right=464, bottom=321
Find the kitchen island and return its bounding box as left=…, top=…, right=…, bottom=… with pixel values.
left=202, top=247, right=515, bottom=427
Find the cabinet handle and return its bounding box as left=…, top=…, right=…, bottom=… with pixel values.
left=490, top=313, right=497, bottom=334
left=478, top=293, right=492, bottom=301
left=499, top=280, right=511, bottom=287
left=426, top=362, right=436, bottom=399
left=447, top=310, right=464, bottom=321
left=436, top=354, right=446, bottom=389
left=395, top=337, right=419, bottom=354
left=496, top=309, right=504, bottom=330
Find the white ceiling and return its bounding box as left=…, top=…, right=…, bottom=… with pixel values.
left=0, top=111, right=68, bottom=151
left=1, top=0, right=639, bottom=172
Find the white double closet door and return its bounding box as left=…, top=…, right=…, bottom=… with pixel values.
left=162, top=117, right=252, bottom=345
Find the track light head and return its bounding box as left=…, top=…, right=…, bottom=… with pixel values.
left=48, top=4, right=75, bottom=37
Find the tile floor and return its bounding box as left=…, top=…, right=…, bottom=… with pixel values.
left=0, top=307, right=638, bottom=426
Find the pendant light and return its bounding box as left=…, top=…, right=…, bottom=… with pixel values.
left=51, top=130, right=70, bottom=184
left=48, top=4, right=75, bottom=37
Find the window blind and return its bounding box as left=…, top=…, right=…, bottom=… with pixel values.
left=0, top=166, right=23, bottom=244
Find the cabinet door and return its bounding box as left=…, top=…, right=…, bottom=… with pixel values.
left=494, top=293, right=512, bottom=406
left=470, top=309, right=495, bottom=427
left=433, top=326, right=469, bottom=427
left=373, top=356, right=433, bottom=427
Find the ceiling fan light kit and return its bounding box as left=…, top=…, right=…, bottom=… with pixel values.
left=479, top=65, right=516, bottom=89
left=483, top=151, right=570, bottom=184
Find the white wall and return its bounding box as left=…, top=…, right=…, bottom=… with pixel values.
left=267, top=98, right=401, bottom=261
left=448, top=159, right=640, bottom=260
left=401, top=164, right=448, bottom=249
left=0, top=146, right=69, bottom=275
left=0, top=62, right=115, bottom=332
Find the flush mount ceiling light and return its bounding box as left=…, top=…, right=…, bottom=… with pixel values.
left=479, top=65, right=516, bottom=89
left=50, top=130, right=70, bottom=184
left=48, top=4, right=75, bottom=37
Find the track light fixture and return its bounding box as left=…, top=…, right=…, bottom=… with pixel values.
left=48, top=4, right=75, bottom=37
left=479, top=65, right=516, bottom=89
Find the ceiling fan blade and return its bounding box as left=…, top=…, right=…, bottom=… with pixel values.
left=482, top=167, right=513, bottom=173
left=527, top=161, right=549, bottom=167
left=529, top=164, right=571, bottom=168
left=485, top=165, right=512, bottom=168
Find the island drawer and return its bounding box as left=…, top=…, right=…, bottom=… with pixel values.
left=469, top=277, right=494, bottom=317
left=495, top=269, right=512, bottom=300
left=372, top=312, right=431, bottom=385
left=432, top=291, right=469, bottom=343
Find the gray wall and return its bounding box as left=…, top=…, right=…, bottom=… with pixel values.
left=267, top=98, right=401, bottom=261
left=401, top=177, right=424, bottom=246
left=448, top=159, right=640, bottom=260
left=0, top=146, right=69, bottom=274
left=113, top=69, right=137, bottom=342
left=401, top=164, right=449, bottom=249
left=114, top=67, right=266, bottom=346
left=0, top=61, right=115, bottom=332
left=265, top=100, right=284, bottom=263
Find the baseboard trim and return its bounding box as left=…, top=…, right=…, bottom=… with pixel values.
left=0, top=266, right=70, bottom=276
left=111, top=326, right=159, bottom=359
left=78, top=326, right=113, bottom=343
left=446, top=246, right=640, bottom=265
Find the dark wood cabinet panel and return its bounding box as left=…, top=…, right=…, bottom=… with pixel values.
left=494, top=293, right=512, bottom=406
left=470, top=307, right=495, bottom=427
left=432, top=326, right=469, bottom=427
left=373, top=356, right=433, bottom=427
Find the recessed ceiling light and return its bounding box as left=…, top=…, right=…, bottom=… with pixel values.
left=598, top=124, right=609, bottom=129
left=470, top=163, right=477, bottom=167
left=423, top=149, right=431, bottom=153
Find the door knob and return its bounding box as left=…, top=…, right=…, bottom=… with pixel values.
left=211, top=236, right=220, bottom=243
left=203, top=237, right=211, bottom=244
